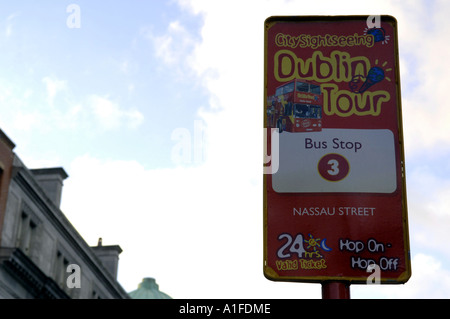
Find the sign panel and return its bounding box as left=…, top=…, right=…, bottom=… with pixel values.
left=263, top=16, right=411, bottom=283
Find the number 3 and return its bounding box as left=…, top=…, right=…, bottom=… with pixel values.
left=327, top=159, right=339, bottom=176
left=318, top=153, right=350, bottom=182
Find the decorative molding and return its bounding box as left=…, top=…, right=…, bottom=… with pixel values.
left=0, top=247, right=70, bottom=299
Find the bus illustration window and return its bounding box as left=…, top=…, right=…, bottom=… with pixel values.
left=294, top=104, right=321, bottom=119
left=266, top=79, right=323, bottom=133
left=310, top=84, right=321, bottom=94
left=296, top=82, right=309, bottom=92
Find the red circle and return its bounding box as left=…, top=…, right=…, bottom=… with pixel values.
left=318, top=153, right=350, bottom=182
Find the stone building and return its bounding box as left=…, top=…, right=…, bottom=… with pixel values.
left=0, top=129, right=129, bottom=298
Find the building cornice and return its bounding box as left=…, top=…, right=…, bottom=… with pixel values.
left=0, top=247, right=70, bottom=299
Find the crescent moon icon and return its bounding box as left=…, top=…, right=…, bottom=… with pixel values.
left=320, top=239, right=332, bottom=252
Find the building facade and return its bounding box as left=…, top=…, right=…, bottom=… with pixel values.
left=0, top=129, right=129, bottom=299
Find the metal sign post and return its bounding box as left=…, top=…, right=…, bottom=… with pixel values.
left=321, top=281, right=350, bottom=299
left=263, top=16, right=410, bottom=297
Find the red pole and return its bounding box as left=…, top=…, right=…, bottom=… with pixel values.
left=321, top=281, right=350, bottom=299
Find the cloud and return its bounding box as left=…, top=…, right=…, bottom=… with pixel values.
left=4, top=13, right=19, bottom=38
left=390, top=0, right=450, bottom=154
left=1, top=76, right=144, bottom=132
left=42, top=76, right=67, bottom=106
left=61, top=153, right=321, bottom=298
left=142, top=19, right=198, bottom=77
left=60, top=154, right=255, bottom=295
left=12, top=110, right=44, bottom=131
left=88, top=95, right=144, bottom=130
left=154, top=21, right=190, bottom=64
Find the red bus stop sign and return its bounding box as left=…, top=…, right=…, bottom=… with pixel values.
left=263, top=16, right=411, bottom=284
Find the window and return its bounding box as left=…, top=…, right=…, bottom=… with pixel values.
left=294, top=104, right=310, bottom=118
left=54, top=250, right=70, bottom=288
left=296, top=82, right=321, bottom=94
left=17, top=211, right=37, bottom=255
left=54, top=251, right=64, bottom=286
left=296, top=82, right=309, bottom=92
left=284, top=102, right=293, bottom=116
left=91, top=288, right=102, bottom=299
left=294, top=104, right=322, bottom=119
left=310, top=84, right=321, bottom=94
left=310, top=105, right=322, bottom=119
left=0, top=165, right=3, bottom=193
left=283, top=82, right=295, bottom=94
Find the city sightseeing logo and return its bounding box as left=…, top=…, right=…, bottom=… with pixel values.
left=274, top=16, right=390, bottom=51
left=273, top=16, right=394, bottom=118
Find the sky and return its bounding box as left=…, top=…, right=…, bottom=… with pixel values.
left=0, top=0, right=449, bottom=299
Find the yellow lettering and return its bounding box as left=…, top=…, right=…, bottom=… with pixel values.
left=275, top=32, right=374, bottom=49
left=274, top=50, right=371, bottom=83
left=299, top=259, right=327, bottom=270
left=322, top=83, right=390, bottom=117
left=275, top=259, right=299, bottom=271
left=273, top=50, right=391, bottom=117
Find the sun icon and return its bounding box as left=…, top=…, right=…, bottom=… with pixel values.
left=304, top=234, right=321, bottom=251
left=374, top=59, right=392, bottom=82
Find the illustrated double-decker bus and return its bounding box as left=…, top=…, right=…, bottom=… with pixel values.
left=266, top=79, right=323, bottom=133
